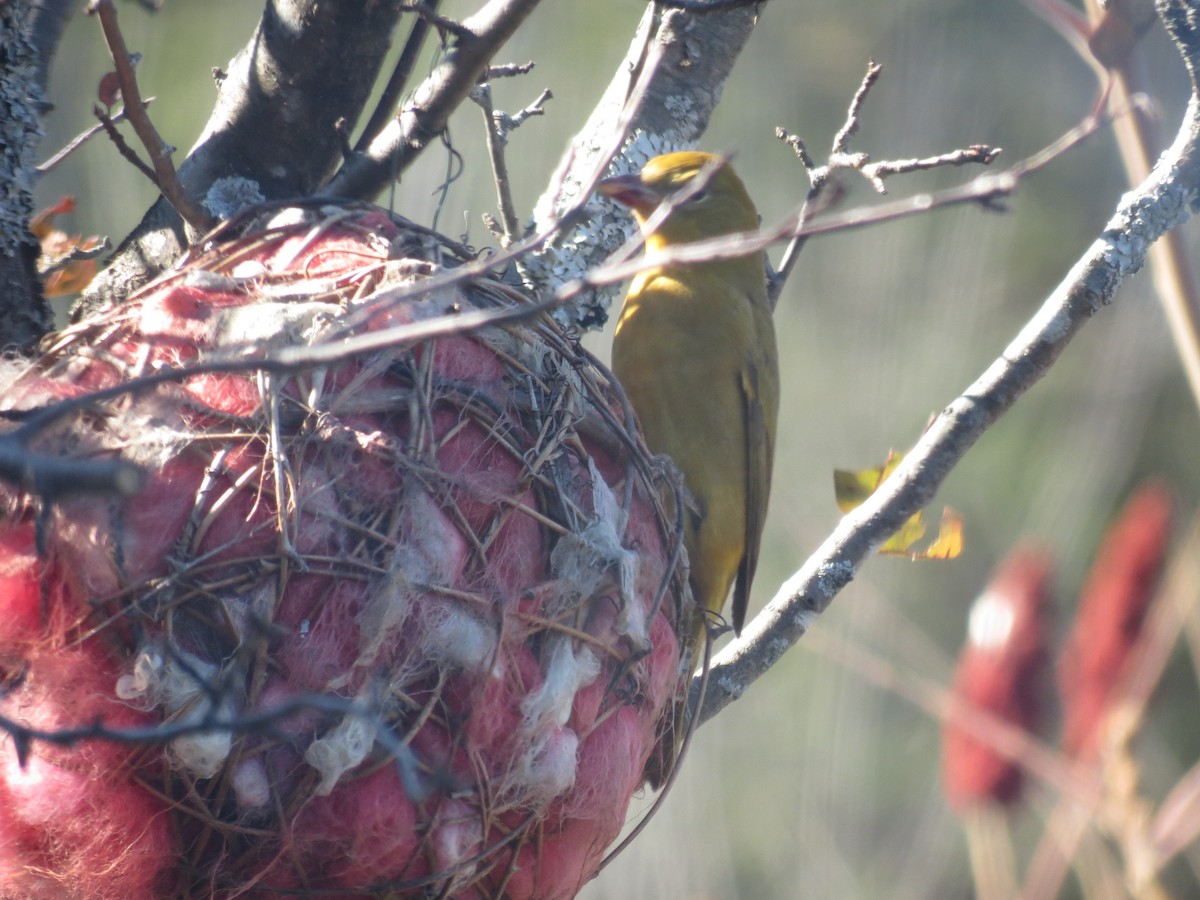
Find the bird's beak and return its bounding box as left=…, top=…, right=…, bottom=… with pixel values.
left=597, top=175, right=662, bottom=215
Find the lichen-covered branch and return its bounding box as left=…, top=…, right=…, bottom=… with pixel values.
left=525, top=2, right=761, bottom=328
left=0, top=0, right=52, bottom=350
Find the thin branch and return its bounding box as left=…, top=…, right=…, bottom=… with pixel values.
left=85, top=0, right=214, bottom=234
left=487, top=60, right=536, bottom=78
left=38, top=235, right=111, bottom=277
left=770, top=59, right=1000, bottom=303
left=354, top=0, right=440, bottom=155
left=93, top=105, right=159, bottom=182
left=37, top=99, right=154, bottom=174
left=576, top=170, right=1014, bottom=292
left=831, top=58, right=882, bottom=154
left=691, top=4, right=1200, bottom=726
left=473, top=83, right=520, bottom=243
left=25, top=0, right=77, bottom=98
left=860, top=145, right=1003, bottom=192
left=772, top=61, right=890, bottom=303
left=76, top=0, right=408, bottom=317
left=1018, top=0, right=1099, bottom=72
left=494, top=86, right=552, bottom=135
left=328, top=0, right=546, bottom=200
left=404, top=0, right=475, bottom=39
left=473, top=82, right=552, bottom=244
left=802, top=627, right=1098, bottom=804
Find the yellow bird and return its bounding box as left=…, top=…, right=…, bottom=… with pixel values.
left=601, top=151, right=779, bottom=649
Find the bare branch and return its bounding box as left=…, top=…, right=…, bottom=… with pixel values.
left=487, top=60, right=536, bottom=78
left=38, top=235, right=111, bottom=278
left=495, top=86, right=552, bottom=136
left=405, top=0, right=475, bottom=39
left=860, top=145, right=1002, bottom=192
left=327, top=0, right=545, bottom=200
left=86, top=0, right=215, bottom=234
left=38, top=99, right=154, bottom=174
left=775, top=126, right=816, bottom=170
left=831, top=58, right=883, bottom=154
left=474, top=83, right=520, bottom=243
left=354, top=2, right=440, bottom=155
left=771, top=60, right=1000, bottom=303
left=76, top=0, right=408, bottom=318
left=473, top=81, right=552, bottom=244
left=692, top=2, right=1200, bottom=725
left=92, top=104, right=160, bottom=182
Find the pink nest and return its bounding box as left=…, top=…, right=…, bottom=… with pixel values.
left=0, top=203, right=690, bottom=898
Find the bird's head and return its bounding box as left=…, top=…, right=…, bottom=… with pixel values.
left=598, top=151, right=760, bottom=250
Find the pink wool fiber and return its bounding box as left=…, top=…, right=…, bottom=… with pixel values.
left=0, top=203, right=689, bottom=898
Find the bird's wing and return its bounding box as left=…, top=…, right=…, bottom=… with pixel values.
left=732, top=356, right=773, bottom=635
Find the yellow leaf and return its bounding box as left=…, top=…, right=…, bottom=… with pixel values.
left=33, top=197, right=101, bottom=297
left=912, top=507, right=964, bottom=560
left=880, top=508, right=927, bottom=556
left=833, top=452, right=964, bottom=561
left=833, top=449, right=899, bottom=513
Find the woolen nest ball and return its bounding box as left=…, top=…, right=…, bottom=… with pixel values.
left=0, top=202, right=691, bottom=898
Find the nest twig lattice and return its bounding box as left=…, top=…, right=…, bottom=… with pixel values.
left=0, top=202, right=694, bottom=898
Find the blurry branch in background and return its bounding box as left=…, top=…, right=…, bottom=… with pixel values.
left=692, top=0, right=1200, bottom=727
left=86, top=0, right=214, bottom=234
left=1027, top=0, right=1200, bottom=416
left=25, top=0, right=77, bottom=98
left=1019, top=490, right=1194, bottom=899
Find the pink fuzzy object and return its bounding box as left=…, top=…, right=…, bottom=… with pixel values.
left=0, top=203, right=689, bottom=898
left=941, top=546, right=1052, bottom=812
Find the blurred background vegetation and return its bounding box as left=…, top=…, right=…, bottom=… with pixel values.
left=33, top=0, right=1200, bottom=896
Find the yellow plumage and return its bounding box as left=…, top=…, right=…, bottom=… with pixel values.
left=601, top=151, right=779, bottom=649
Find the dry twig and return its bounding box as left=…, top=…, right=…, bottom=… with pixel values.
left=472, top=78, right=552, bottom=245
left=86, top=0, right=214, bottom=234
left=37, top=99, right=153, bottom=174
left=770, top=59, right=1000, bottom=304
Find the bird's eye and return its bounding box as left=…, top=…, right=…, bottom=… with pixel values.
left=683, top=187, right=709, bottom=204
